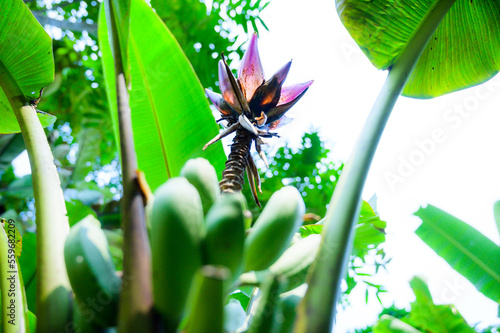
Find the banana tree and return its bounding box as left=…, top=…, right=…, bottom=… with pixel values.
left=0, top=1, right=72, bottom=332
left=296, top=0, right=500, bottom=331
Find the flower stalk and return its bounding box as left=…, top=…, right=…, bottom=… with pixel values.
left=205, top=34, right=313, bottom=204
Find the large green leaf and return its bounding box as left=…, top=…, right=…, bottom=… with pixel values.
left=337, top=0, right=500, bottom=98
left=414, top=205, right=500, bottom=303
left=0, top=0, right=56, bottom=133
left=99, top=0, right=225, bottom=190
left=405, top=277, right=475, bottom=333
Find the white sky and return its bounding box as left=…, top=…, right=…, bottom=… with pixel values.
left=255, top=0, right=500, bottom=331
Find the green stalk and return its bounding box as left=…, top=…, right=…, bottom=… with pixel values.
left=0, top=221, right=27, bottom=333
left=13, top=105, right=72, bottom=332
left=104, top=1, right=154, bottom=331
left=294, top=0, right=458, bottom=331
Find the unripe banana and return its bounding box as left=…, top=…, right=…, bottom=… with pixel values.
left=64, top=215, right=121, bottom=328
left=186, top=266, right=229, bottom=333
left=203, top=193, right=246, bottom=280
left=277, top=286, right=305, bottom=333
left=180, top=158, right=220, bottom=215
left=247, top=274, right=286, bottom=333
left=240, top=234, right=321, bottom=292
left=269, top=234, right=321, bottom=291
left=244, top=186, right=305, bottom=272
left=150, top=177, right=204, bottom=332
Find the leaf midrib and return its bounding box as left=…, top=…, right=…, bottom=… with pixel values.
left=421, top=214, right=500, bottom=284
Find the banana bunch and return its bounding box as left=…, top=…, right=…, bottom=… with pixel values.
left=149, top=158, right=311, bottom=332
left=64, top=216, right=122, bottom=329
left=63, top=158, right=316, bottom=333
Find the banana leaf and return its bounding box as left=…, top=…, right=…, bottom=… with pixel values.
left=0, top=1, right=56, bottom=133
left=337, top=0, right=500, bottom=98
left=99, top=0, right=226, bottom=191
left=415, top=205, right=500, bottom=304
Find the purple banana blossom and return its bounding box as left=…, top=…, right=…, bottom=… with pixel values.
left=204, top=33, right=313, bottom=206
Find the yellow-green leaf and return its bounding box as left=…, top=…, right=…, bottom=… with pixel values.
left=337, top=0, right=500, bottom=98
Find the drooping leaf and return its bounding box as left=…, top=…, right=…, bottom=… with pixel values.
left=226, top=291, right=251, bottom=311
left=337, top=0, right=500, bottom=98
left=405, top=276, right=476, bottom=333
left=493, top=201, right=500, bottom=237
left=0, top=134, right=25, bottom=172
left=414, top=205, right=500, bottom=303
left=353, top=200, right=386, bottom=257
left=299, top=200, right=386, bottom=256
left=0, top=0, right=56, bottom=133
left=99, top=0, right=226, bottom=190
left=300, top=224, right=322, bottom=238
left=6, top=175, right=33, bottom=199
left=373, top=315, right=422, bottom=333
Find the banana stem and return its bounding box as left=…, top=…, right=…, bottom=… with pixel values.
left=104, top=0, right=154, bottom=331
left=13, top=105, right=72, bottom=333
left=294, top=0, right=458, bottom=331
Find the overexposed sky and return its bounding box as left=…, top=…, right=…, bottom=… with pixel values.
left=255, top=0, right=500, bottom=331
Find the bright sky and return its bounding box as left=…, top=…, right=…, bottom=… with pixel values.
left=254, top=0, right=500, bottom=331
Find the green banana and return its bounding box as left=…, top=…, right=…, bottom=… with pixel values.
left=244, top=186, right=305, bottom=272
left=150, top=177, right=204, bottom=332
left=277, top=286, right=305, bottom=333
left=247, top=274, right=286, bottom=333
left=64, top=215, right=121, bottom=328
left=203, top=193, right=246, bottom=280
left=240, top=234, right=321, bottom=292
left=180, top=158, right=220, bottom=215
left=186, top=266, right=229, bottom=333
